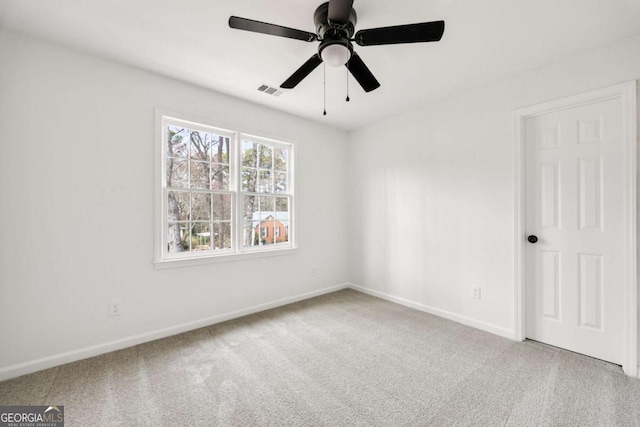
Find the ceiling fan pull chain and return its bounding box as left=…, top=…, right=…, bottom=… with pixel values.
left=346, top=69, right=350, bottom=102
left=323, top=63, right=327, bottom=116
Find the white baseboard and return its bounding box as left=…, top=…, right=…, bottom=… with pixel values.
left=348, top=283, right=515, bottom=340
left=0, top=283, right=349, bottom=382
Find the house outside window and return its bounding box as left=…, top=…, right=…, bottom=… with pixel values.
left=156, top=113, right=294, bottom=266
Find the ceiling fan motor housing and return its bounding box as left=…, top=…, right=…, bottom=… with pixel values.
left=314, top=2, right=357, bottom=39
left=315, top=2, right=357, bottom=65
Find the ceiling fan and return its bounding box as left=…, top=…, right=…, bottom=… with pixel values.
left=229, top=0, right=445, bottom=93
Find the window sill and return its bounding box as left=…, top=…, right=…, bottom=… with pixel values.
left=154, top=247, right=298, bottom=269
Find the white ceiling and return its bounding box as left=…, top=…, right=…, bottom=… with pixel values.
left=1, top=0, right=640, bottom=131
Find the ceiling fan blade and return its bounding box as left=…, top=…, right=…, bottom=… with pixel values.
left=346, top=52, right=380, bottom=92
left=229, top=16, right=317, bottom=42
left=328, top=0, right=354, bottom=26
left=355, top=21, right=445, bottom=46
left=280, top=54, right=323, bottom=89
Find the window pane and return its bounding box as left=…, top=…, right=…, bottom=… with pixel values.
left=258, top=169, right=273, bottom=193
left=189, top=130, right=211, bottom=162
left=191, top=193, right=211, bottom=221
left=213, top=193, right=232, bottom=221
left=275, top=172, right=287, bottom=194
left=243, top=195, right=257, bottom=217
left=190, top=161, right=210, bottom=189
left=167, top=191, right=190, bottom=222
left=244, top=222, right=258, bottom=247
left=277, top=221, right=289, bottom=244
left=242, top=140, right=258, bottom=167
left=243, top=195, right=259, bottom=248
left=255, top=222, right=273, bottom=245
left=167, top=158, right=189, bottom=188
left=167, top=126, right=189, bottom=158
left=276, top=197, right=288, bottom=214
left=263, top=221, right=276, bottom=245
left=274, top=147, right=288, bottom=172
left=242, top=167, right=257, bottom=192
left=213, top=221, right=232, bottom=250
left=211, top=165, right=230, bottom=190
left=191, top=222, right=211, bottom=251
left=211, top=137, right=230, bottom=164
left=167, top=222, right=189, bottom=253
left=275, top=198, right=289, bottom=244
left=259, top=145, right=273, bottom=169
left=259, top=196, right=275, bottom=215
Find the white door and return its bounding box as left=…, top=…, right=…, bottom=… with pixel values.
left=525, top=96, right=625, bottom=364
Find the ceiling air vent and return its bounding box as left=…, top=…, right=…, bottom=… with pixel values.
left=258, top=84, right=284, bottom=97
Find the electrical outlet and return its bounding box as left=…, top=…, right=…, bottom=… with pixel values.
left=109, top=300, right=122, bottom=317
left=472, top=286, right=481, bottom=300
left=311, top=266, right=319, bottom=276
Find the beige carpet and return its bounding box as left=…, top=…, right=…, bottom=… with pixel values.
left=1, top=289, right=639, bottom=426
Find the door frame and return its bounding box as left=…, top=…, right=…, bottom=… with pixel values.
left=513, top=81, right=638, bottom=377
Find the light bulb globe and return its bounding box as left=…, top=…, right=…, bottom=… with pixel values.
left=321, top=44, right=350, bottom=67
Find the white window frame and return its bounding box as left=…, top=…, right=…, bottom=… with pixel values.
left=154, top=110, right=296, bottom=268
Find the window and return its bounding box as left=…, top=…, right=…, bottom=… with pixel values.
left=241, top=135, right=291, bottom=249
left=157, top=114, right=294, bottom=265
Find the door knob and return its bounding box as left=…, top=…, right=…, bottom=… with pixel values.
left=527, top=235, right=538, bottom=243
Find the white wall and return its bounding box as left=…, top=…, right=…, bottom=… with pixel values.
left=347, top=34, right=640, bottom=346
left=0, top=30, right=349, bottom=379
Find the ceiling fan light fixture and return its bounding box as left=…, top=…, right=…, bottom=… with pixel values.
left=320, top=42, right=351, bottom=67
